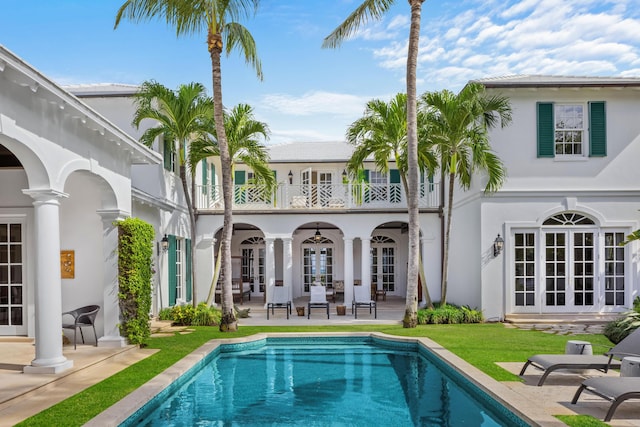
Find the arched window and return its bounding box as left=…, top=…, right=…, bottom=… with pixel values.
left=542, top=212, right=595, bottom=226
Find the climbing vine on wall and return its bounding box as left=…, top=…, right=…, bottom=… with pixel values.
left=117, top=217, right=154, bottom=346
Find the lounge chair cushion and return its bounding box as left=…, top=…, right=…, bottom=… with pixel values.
left=572, top=376, right=640, bottom=421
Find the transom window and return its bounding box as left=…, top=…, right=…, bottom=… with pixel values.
left=543, top=213, right=594, bottom=226
left=555, top=104, right=584, bottom=155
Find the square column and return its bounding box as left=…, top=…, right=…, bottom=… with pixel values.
left=97, top=210, right=128, bottom=348
left=282, top=237, right=293, bottom=302
left=265, top=237, right=275, bottom=305
left=343, top=237, right=354, bottom=304
left=361, top=237, right=372, bottom=294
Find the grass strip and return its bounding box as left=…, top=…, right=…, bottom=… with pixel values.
left=17, top=323, right=614, bottom=426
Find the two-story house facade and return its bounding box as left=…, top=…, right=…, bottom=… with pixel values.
left=450, top=76, right=640, bottom=322
left=2, top=41, right=640, bottom=375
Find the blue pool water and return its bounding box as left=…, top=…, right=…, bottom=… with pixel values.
left=123, top=336, right=528, bottom=426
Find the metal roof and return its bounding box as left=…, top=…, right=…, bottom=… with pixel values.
left=473, top=74, right=640, bottom=88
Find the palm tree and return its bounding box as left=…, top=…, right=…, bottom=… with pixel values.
left=323, top=0, right=426, bottom=328
left=422, top=82, right=512, bottom=305
left=131, top=81, right=212, bottom=308
left=189, top=103, right=275, bottom=305
left=115, top=0, right=262, bottom=332
left=345, top=93, right=436, bottom=309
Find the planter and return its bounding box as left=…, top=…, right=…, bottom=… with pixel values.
left=336, top=305, right=346, bottom=316
left=296, top=306, right=305, bottom=316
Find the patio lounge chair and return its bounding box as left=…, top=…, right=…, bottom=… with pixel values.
left=352, top=281, right=376, bottom=319
left=267, top=286, right=292, bottom=320
left=308, top=284, right=329, bottom=319
left=520, top=327, right=640, bottom=386
left=62, top=305, right=100, bottom=350
left=572, top=376, right=640, bottom=421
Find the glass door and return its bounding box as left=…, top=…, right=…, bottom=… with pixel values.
left=0, top=223, right=25, bottom=335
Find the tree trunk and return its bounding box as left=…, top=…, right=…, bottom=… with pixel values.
left=400, top=170, right=433, bottom=310
left=403, top=0, right=424, bottom=328
left=209, top=32, right=237, bottom=332
left=205, top=243, right=223, bottom=306
left=440, top=171, right=455, bottom=306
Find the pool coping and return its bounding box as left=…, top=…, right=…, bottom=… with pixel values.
left=85, top=332, right=564, bottom=427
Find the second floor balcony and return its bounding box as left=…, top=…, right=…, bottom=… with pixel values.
left=195, top=182, right=440, bottom=211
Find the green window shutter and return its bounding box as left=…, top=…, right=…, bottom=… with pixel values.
left=389, top=169, right=401, bottom=203
left=201, top=160, right=208, bottom=194
left=537, top=102, right=555, bottom=158
left=168, top=235, right=177, bottom=306
left=185, top=238, right=192, bottom=302
left=589, top=101, right=607, bottom=157
left=234, top=170, right=246, bottom=204
left=211, top=164, right=218, bottom=199
left=163, top=139, right=172, bottom=171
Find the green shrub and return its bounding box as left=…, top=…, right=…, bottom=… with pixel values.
left=157, top=303, right=221, bottom=326
left=192, top=303, right=221, bottom=326
left=158, top=307, right=173, bottom=321
left=170, top=304, right=195, bottom=326
left=603, top=297, right=640, bottom=344
left=417, top=303, right=483, bottom=325
left=117, top=218, right=154, bottom=346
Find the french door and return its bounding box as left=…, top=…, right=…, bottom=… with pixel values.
left=513, top=227, right=627, bottom=313
left=302, top=245, right=333, bottom=292
left=371, top=239, right=396, bottom=293
left=0, top=222, right=26, bottom=335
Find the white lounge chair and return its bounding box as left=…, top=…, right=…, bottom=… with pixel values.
left=352, top=281, right=376, bottom=319
left=308, top=285, right=329, bottom=319
left=520, top=327, right=640, bottom=386
left=267, top=286, right=291, bottom=320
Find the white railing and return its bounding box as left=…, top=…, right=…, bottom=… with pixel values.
left=195, top=182, right=440, bottom=210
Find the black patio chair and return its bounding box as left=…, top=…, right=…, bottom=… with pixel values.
left=62, top=305, right=100, bottom=349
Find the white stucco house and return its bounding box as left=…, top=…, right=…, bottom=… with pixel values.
left=2, top=42, right=639, bottom=374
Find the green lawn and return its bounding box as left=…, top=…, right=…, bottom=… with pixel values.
left=17, top=324, right=613, bottom=427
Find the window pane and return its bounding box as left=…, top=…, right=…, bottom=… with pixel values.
left=0, top=286, right=7, bottom=304
left=11, top=307, right=22, bottom=325
left=11, top=286, right=22, bottom=304
left=0, top=307, right=7, bottom=325
left=9, top=224, right=21, bottom=242
left=515, top=294, right=524, bottom=306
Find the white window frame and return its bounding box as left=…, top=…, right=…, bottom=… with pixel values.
left=554, top=103, right=585, bottom=157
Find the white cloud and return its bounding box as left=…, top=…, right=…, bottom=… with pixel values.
left=260, top=91, right=370, bottom=117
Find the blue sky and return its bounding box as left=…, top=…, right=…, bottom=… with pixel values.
left=1, top=0, right=639, bottom=143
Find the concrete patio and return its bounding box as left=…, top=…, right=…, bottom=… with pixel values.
left=0, top=297, right=638, bottom=426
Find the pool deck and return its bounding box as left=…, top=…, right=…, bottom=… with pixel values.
left=0, top=297, right=638, bottom=426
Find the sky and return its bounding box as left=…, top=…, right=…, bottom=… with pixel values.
left=1, top=0, right=639, bottom=144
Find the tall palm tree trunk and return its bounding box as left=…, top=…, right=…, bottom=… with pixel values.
left=441, top=171, right=455, bottom=305
left=400, top=171, right=433, bottom=310
left=209, top=32, right=237, bottom=331
left=403, top=0, right=424, bottom=328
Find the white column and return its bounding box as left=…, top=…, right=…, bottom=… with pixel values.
left=361, top=237, right=372, bottom=297
left=343, top=237, right=354, bottom=304
left=282, top=237, right=293, bottom=302
left=97, top=210, right=128, bottom=347
left=265, top=237, right=275, bottom=306
left=23, top=189, right=73, bottom=374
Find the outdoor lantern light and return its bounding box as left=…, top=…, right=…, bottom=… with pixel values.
left=493, top=234, right=504, bottom=257
left=161, top=234, right=169, bottom=252
left=314, top=223, right=322, bottom=243
left=341, top=169, right=347, bottom=181
left=288, top=170, right=293, bottom=184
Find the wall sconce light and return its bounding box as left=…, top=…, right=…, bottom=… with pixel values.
left=288, top=170, right=293, bottom=185
left=314, top=223, right=322, bottom=243
left=341, top=169, right=347, bottom=181
left=493, top=234, right=504, bottom=257
left=161, top=234, right=169, bottom=252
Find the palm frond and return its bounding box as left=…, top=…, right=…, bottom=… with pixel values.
left=322, top=0, right=396, bottom=49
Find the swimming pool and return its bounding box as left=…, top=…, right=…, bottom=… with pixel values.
left=119, top=335, right=530, bottom=426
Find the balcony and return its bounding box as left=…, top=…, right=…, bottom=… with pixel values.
left=196, top=183, right=440, bottom=211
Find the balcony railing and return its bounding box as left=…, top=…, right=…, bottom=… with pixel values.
left=196, top=183, right=440, bottom=211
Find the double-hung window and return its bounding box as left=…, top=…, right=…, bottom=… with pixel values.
left=537, top=101, right=606, bottom=158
